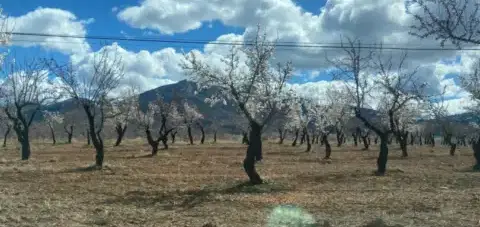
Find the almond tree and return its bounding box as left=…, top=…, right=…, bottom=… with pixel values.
left=43, top=111, right=64, bottom=145
left=133, top=95, right=182, bottom=154
left=426, top=88, right=459, bottom=156
left=106, top=88, right=137, bottom=147
left=210, top=116, right=222, bottom=143
left=182, top=25, right=293, bottom=184
left=62, top=111, right=76, bottom=144
left=47, top=46, right=124, bottom=167
left=182, top=102, right=203, bottom=145
left=409, top=0, right=480, bottom=168
left=409, top=0, right=480, bottom=47
left=459, top=60, right=480, bottom=168
left=327, top=37, right=390, bottom=174
left=0, top=58, right=60, bottom=160
left=325, top=86, right=353, bottom=147
left=373, top=51, right=428, bottom=157
left=309, top=102, right=338, bottom=159
left=273, top=108, right=291, bottom=144
left=286, top=102, right=302, bottom=147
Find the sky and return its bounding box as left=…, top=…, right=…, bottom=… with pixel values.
left=0, top=0, right=477, bottom=115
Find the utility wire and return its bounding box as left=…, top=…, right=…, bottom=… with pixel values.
left=5, top=31, right=480, bottom=51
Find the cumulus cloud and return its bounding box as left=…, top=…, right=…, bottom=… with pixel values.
left=7, top=7, right=91, bottom=55
left=71, top=43, right=182, bottom=95
left=116, top=0, right=471, bottom=95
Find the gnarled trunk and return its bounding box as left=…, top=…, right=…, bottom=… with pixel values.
left=199, top=126, right=205, bottom=144
left=243, top=122, right=263, bottom=185
left=336, top=131, right=344, bottom=147
left=213, top=130, right=217, bottom=143
left=187, top=126, right=194, bottom=145
left=323, top=134, right=331, bottom=159
left=352, top=133, right=358, bottom=146
left=49, top=125, right=56, bottom=145
left=377, top=134, right=389, bottom=175
left=64, top=125, right=73, bottom=144
left=13, top=123, right=31, bottom=160
left=3, top=125, right=11, bottom=147
left=171, top=131, right=177, bottom=144
left=278, top=128, right=286, bottom=144
left=242, top=131, right=249, bottom=145
left=114, top=123, right=127, bottom=146
left=300, top=128, right=306, bottom=145
left=361, top=135, right=369, bottom=150
left=305, top=132, right=311, bottom=152
left=397, top=131, right=409, bottom=158
left=292, top=129, right=299, bottom=146
left=85, top=110, right=104, bottom=167
left=146, top=129, right=160, bottom=155
left=473, top=138, right=480, bottom=171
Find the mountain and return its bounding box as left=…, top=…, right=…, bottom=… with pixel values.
left=42, top=80, right=478, bottom=136
left=43, top=80, right=244, bottom=134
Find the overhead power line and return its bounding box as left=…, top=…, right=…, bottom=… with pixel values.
left=4, top=31, right=480, bottom=51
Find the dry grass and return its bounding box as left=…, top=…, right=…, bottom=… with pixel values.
left=0, top=140, right=479, bottom=227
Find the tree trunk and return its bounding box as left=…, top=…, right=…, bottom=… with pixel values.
left=199, top=126, right=205, bottom=144
left=171, top=131, right=177, bottom=144
left=473, top=138, right=480, bottom=171
left=388, top=135, right=393, bottom=145
left=362, top=136, right=369, bottom=150
left=353, top=133, right=358, bottom=146
left=13, top=125, right=31, bottom=160
left=49, top=126, right=56, bottom=145
left=336, top=132, right=344, bottom=147
left=305, top=132, right=311, bottom=152
left=161, top=136, right=168, bottom=150
left=278, top=129, right=285, bottom=144
left=449, top=143, right=457, bottom=156
left=67, top=132, right=73, bottom=144
left=398, top=132, right=408, bottom=158
left=292, top=129, right=299, bottom=146
left=243, top=122, right=263, bottom=185
left=376, top=135, right=389, bottom=175
left=213, top=130, right=217, bottom=143
left=300, top=129, right=306, bottom=145
left=400, top=140, right=408, bottom=157
left=20, top=137, right=31, bottom=160
left=3, top=126, right=11, bottom=147
left=323, top=134, right=331, bottom=159
left=114, top=124, right=127, bottom=146
left=242, top=131, right=249, bottom=145
left=86, top=129, right=91, bottom=145
left=187, top=126, right=193, bottom=145
left=146, top=129, right=159, bottom=155
left=85, top=111, right=104, bottom=167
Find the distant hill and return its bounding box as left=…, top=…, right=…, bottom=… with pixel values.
left=42, top=80, right=244, bottom=134
left=40, top=80, right=478, bottom=136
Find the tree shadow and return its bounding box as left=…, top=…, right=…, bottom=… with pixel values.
left=62, top=164, right=113, bottom=173
left=103, top=181, right=290, bottom=211
left=123, top=154, right=155, bottom=159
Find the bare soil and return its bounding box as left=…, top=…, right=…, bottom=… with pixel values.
left=0, top=139, right=479, bottom=227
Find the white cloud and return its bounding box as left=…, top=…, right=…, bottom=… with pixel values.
left=8, top=7, right=91, bottom=55
left=71, top=43, right=184, bottom=95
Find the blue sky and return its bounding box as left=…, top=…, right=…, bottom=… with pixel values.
left=0, top=0, right=474, bottom=114
left=3, top=0, right=322, bottom=59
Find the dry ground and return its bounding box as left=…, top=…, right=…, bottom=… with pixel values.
left=0, top=139, right=479, bottom=227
